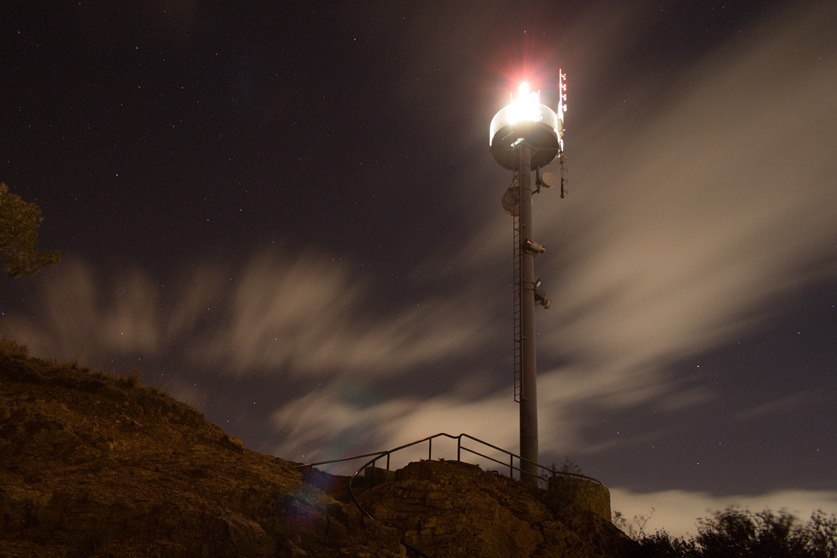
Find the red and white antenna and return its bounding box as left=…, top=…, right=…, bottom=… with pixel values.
left=557, top=70, right=567, bottom=151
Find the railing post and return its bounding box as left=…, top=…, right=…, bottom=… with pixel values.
left=510, top=455, right=514, bottom=479
left=387, top=453, right=390, bottom=474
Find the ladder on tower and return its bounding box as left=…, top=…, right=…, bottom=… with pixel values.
left=511, top=173, right=522, bottom=403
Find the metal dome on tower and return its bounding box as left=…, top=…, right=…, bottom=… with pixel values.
left=490, top=81, right=564, bottom=171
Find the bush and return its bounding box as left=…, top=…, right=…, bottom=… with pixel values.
left=631, top=508, right=836, bottom=558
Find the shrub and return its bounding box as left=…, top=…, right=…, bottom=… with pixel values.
left=631, top=508, right=837, bottom=558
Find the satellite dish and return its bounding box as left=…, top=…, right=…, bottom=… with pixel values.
left=540, top=172, right=557, bottom=189
left=501, top=186, right=519, bottom=217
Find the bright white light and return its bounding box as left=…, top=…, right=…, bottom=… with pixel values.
left=508, top=81, right=542, bottom=125
left=489, top=80, right=561, bottom=148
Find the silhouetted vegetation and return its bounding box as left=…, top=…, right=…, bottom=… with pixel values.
left=0, top=182, right=59, bottom=277
left=0, top=336, right=29, bottom=359
left=628, top=507, right=837, bottom=558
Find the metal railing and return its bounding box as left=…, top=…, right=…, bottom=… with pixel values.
left=297, top=433, right=603, bottom=558
left=298, top=432, right=602, bottom=515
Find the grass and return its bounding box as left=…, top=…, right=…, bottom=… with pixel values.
left=0, top=336, right=29, bottom=359
left=1, top=336, right=171, bottom=398
left=123, top=369, right=142, bottom=388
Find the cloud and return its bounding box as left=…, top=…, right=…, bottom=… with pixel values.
left=1, top=247, right=492, bottom=381
left=269, top=382, right=522, bottom=467
left=269, top=364, right=634, bottom=471
left=733, top=392, right=811, bottom=423
left=1, top=259, right=164, bottom=363
left=169, top=249, right=493, bottom=378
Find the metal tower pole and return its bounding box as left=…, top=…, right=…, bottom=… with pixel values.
left=491, top=77, right=564, bottom=487
left=518, top=142, right=539, bottom=485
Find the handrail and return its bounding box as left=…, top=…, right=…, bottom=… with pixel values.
left=297, top=432, right=604, bottom=557
left=297, top=431, right=603, bottom=509
left=296, top=449, right=390, bottom=483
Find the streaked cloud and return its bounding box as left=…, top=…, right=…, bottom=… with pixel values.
left=186, top=250, right=490, bottom=377
left=2, top=248, right=491, bottom=380
left=270, top=383, right=524, bottom=466
left=3, top=259, right=164, bottom=361
left=733, top=392, right=812, bottom=423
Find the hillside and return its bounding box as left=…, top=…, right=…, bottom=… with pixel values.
left=0, top=339, right=638, bottom=557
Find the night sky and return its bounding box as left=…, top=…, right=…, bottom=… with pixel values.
left=2, top=0, right=835, bottom=537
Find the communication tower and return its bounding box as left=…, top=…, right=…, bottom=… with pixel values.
left=489, top=73, right=566, bottom=485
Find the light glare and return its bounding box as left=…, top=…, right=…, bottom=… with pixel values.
left=508, top=82, right=542, bottom=125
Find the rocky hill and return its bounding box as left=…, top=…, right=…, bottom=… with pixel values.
left=0, top=339, right=638, bottom=558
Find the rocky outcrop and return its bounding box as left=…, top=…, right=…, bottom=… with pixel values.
left=358, top=460, right=637, bottom=558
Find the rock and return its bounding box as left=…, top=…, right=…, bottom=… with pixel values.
left=356, top=460, right=637, bottom=558
left=281, top=538, right=309, bottom=557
